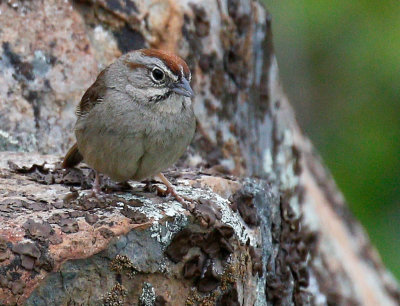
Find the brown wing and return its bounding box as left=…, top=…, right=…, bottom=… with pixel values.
left=63, top=68, right=109, bottom=168
left=76, top=68, right=108, bottom=117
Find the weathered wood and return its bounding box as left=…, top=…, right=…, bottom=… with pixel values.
left=0, top=152, right=271, bottom=305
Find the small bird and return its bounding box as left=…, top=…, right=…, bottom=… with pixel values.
left=62, top=49, right=196, bottom=203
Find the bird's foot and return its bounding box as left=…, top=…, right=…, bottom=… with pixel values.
left=156, top=173, right=195, bottom=211
left=165, top=186, right=195, bottom=211
left=90, top=170, right=104, bottom=198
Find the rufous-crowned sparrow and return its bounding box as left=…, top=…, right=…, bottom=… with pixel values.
left=62, top=49, right=196, bottom=203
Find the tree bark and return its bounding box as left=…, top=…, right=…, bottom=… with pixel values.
left=0, top=0, right=398, bottom=305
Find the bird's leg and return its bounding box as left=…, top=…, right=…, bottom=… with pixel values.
left=91, top=170, right=102, bottom=196
left=157, top=173, right=190, bottom=206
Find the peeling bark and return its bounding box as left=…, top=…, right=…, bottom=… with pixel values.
left=0, top=0, right=399, bottom=305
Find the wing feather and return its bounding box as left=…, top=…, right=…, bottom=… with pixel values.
left=76, top=68, right=108, bottom=117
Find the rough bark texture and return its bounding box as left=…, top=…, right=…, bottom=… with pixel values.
left=0, top=0, right=399, bottom=305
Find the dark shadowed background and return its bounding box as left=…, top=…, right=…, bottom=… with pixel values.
left=263, top=0, right=400, bottom=279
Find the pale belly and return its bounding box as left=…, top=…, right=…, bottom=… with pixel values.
left=134, top=130, right=192, bottom=180
left=75, top=110, right=195, bottom=182
left=76, top=130, right=144, bottom=181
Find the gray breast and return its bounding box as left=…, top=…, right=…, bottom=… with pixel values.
left=133, top=103, right=195, bottom=180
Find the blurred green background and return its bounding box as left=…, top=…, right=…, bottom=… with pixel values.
left=263, top=1, right=400, bottom=279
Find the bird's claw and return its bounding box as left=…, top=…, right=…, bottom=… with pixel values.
left=153, top=184, right=195, bottom=211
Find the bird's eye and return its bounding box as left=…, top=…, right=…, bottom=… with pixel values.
left=151, top=68, right=165, bottom=82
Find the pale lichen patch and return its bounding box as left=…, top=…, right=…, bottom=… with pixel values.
left=150, top=214, right=188, bottom=247
left=174, top=183, right=255, bottom=245
left=139, top=282, right=156, bottom=306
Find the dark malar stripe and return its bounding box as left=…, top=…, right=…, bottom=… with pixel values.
left=149, top=90, right=173, bottom=103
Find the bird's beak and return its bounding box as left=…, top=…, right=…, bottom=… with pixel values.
left=171, top=77, right=194, bottom=98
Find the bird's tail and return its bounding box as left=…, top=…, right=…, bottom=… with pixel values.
left=62, top=143, right=83, bottom=168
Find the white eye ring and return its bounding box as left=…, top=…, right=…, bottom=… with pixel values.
left=151, top=67, right=165, bottom=83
